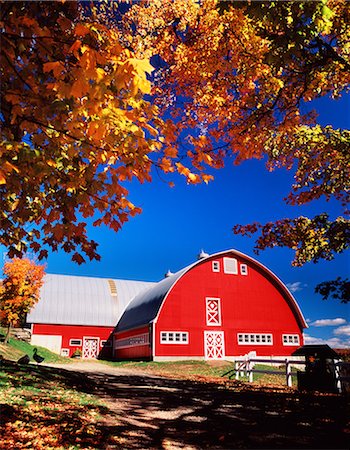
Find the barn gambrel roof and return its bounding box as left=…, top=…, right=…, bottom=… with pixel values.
left=117, top=249, right=308, bottom=331
left=27, top=274, right=156, bottom=327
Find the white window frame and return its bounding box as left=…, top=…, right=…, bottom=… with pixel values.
left=282, top=334, right=300, bottom=346
left=237, top=333, right=273, bottom=345
left=212, top=261, right=220, bottom=273
left=206, top=297, right=222, bottom=326
left=223, top=257, right=238, bottom=274
left=69, top=339, right=82, bottom=346
left=240, top=264, right=248, bottom=276
left=160, top=331, right=189, bottom=344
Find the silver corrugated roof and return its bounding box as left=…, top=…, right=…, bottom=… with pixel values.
left=26, top=274, right=156, bottom=327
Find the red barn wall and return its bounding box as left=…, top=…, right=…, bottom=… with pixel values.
left=154, top=255, right=303, bottom=359
left=114, top=325, right=151, bottom=360
left=32, top=323, right=114, bottom=358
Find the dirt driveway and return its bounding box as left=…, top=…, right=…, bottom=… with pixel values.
left=45, top=361, right=349, bottom=449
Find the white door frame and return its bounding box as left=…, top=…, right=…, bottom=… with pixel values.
left=82, top=336, right=100, bottom=359
left=204, top=330, right=225, bottom=360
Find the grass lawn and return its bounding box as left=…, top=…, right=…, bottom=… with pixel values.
left=0, top=360, right=110, bottom=449
left=0, top=327, right=69, bottom=364
left=0, top=335, right=348, bottom=449
left=105, top=359, right=296, bottom=387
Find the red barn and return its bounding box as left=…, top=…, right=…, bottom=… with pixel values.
left=26, top=274, right=155, bottom=358
left=114, top=249, right=307, bottom=361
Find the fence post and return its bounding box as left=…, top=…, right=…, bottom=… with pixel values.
left=285, top=358, right=292, bottom=387
left=334, top=360, right=342, bottom=393
left=248, top=357, right=253, bottom=383
left=235, top=361, right=239, bottom=380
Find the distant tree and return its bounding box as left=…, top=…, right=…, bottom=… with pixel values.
left=0, top=258, right=45, bottom=343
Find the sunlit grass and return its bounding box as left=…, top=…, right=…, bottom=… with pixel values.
left=0, top=362, right=110, bottom=449
left=0, top=327, right=69, bottom=364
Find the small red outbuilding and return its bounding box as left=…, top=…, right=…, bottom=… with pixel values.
left=114, top=249, right=307, bottom=361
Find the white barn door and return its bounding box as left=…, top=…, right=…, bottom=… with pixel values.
left=204, top=331, right=225, bottom=359
left=83, top=337, right=99, bottom=359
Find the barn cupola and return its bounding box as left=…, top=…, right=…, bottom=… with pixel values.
left=164, top=269, right=174, bottom=278
left=198, top=249, right=209, bottom=260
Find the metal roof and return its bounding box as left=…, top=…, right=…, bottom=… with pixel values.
left=117, top=266, right=189, bottom=331
left=117, top=249, right=308, bottom=332
left=26, top=274, right=156, bottom=327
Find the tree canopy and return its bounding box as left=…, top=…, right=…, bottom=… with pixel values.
left=0, top=257, right=45, bottom=343
left=1, top=1, right=349, bottom=290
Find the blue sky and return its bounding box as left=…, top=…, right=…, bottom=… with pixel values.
left=1, top=95, right=349, bottom=348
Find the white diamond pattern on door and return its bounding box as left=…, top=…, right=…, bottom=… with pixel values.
left=206, top=298, right=221, bottom=325
left=204, top=331, right=225, bottom=359
left=83, top=337, right=99, bottom=359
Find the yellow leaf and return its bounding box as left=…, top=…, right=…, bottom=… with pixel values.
left=176, top=162, right=190, bottom=177
left=96, top=68, right=106, bottom=81
left=188, top=173, right=200, bottom=183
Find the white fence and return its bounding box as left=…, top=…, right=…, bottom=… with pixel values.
left=229, top=356, right=348, bottom=393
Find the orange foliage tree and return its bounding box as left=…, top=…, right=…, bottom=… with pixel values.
left=124, top=0, right=349, bottom=300
left=0, top=258, right=45, bottom=343
left=1, top=0, right=349, bottom=299
left=1, top=1, right=163, bottom=263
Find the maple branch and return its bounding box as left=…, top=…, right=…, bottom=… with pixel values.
left=1, top=50, right=35, bottom=93
left=313, top=37, right=350, bottom=72
left=2, top=31, right=73, bottom=46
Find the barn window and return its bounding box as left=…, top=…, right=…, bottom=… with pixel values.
left=101, top=340, right=112, bottom=347
left=69, top=339, right=82, bottom=346
left=237, top=333, right=273, bottom=345
left=240, top=264, right=248, bottom=275
left=212, top=261, right=220, bottom=272
left=206, top=298, right=222, bottom=326
left=223, top=257, right=238, bottom=274
left=282, top=334, right=300, bottom=346
left=160, top=331, right=189, bottom=344
left=61, top=349, right=69, bottom=356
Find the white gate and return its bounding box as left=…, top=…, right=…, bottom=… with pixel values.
left=204, top=331, right=225, bottom=359
left=83, top=337, right=99, bottom=359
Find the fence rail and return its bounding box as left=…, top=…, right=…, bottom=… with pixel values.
left=227, top=357, right=348, bottom=393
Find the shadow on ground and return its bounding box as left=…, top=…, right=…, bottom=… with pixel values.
left=1, top=360, right=349, bottom=449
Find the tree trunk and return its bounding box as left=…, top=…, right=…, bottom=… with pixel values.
left=4, top=323, right=11, bottom=344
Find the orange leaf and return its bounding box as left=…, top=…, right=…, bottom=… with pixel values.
left=43, top=61, right=64, bottom=78
left=74, top=23, right=90, bottom=37
left=0, top=170, right=6, bottom=184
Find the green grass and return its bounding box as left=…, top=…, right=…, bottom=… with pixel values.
left=104, top=359, right=234, bottom=377
left=0, top=328, right=69, bottom=364
left=0, top=360, right=110, bottom=449
left=103, top=359, right=294, bottom=385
